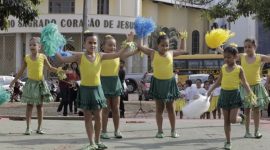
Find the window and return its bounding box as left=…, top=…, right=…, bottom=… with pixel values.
left=97, top=0, right=109, bottom=14
left=188, top=60, right=203, bottom=69
left=49, top=0, right=75, bottom=14
left=174, top=60, right=187, bottom=69
left=203, top=60, right=219, bottom=69
left=192, top=30, right=200, bottom=54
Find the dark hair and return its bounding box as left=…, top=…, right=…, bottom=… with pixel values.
left=204, top=80, right=209, bottom=84
left=185, top=80, right=192, bottom=87
left=208, top=74, right=214, bottom=79
left=196, top=79, right=202, bottom=83
left=120, top=60, right=125, bottom=64
left=157, top=35, right=169, bottom=45
left=71, top=62, right=81, bottom=78
left=100, top=35, right=115, bottom=52
left=244, top=38, right=256, bottom=47
left=224, top=46, right=238, bottom=56
left=83, top=32, right=97, bottom=42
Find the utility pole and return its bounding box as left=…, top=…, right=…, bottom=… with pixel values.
left=82, top=0, right=89, bottom=50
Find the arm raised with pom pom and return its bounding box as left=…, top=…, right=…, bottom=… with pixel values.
left=136, top=38, right=154, bottom=58
left=173, top=31, right=188, bottom=57
left=55, top=52, right=81, bottom=64
left=120, top=32, right=140, bottom=59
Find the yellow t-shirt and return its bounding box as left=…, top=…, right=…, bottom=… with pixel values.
left=25, top=54, right=45, bottom=81
left=152, top=51, right=173, bottom=79
left=79, top=53, right=101, bottom=86
left=221, top=64, right=241, bottom=90
left=101, top=58, right=120, bottom=76
left=240, top=54, right=261, bottom=85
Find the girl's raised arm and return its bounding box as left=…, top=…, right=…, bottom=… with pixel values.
left=55, top=53, right=81, bottom=64
left=173, top=37, right=188, bottom=57
left=136, top=38, right=154, bottom=56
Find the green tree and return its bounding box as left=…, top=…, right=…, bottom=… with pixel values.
left=0, top=0, right=41, bottom=30
left=182, top=0, right=270, bottom=28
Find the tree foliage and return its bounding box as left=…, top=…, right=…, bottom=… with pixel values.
left=192, top=0, right=270, bottom=28
left=0, top=0, right=41, bottom=30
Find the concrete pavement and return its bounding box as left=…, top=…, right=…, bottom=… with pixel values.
left=0, top=118, right=270, bottom=150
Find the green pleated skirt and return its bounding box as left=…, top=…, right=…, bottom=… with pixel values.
left=149, top=76, right=180, bottom=102
left=21, top=79, right=53, bottom=105
left=240, top=83, right=270, bottom=109
left=218, top=89, right=243, bottom=110
left=77, top=85, right=107, bottom=110
left=101, top=76, right=123, bottom=99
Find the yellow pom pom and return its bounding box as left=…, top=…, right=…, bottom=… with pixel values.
left=179, top=31, right=188, bottom=39
left=205, top=28, right=235, bottom=49
left=57, top=67, right=66, bottom=80
left=159, top=32, right=166, bottom=36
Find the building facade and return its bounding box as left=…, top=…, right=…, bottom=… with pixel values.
left=0, top=0, right=210, bottom=76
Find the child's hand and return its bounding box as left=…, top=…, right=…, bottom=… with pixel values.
left=179, top=30, right=188, bottom=39
left=127, top=31, right=134, bottom=42
left=206, top=92, right=212, bottom=97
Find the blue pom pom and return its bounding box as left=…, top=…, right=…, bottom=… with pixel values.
left=0, top=87, right=10, bottom=105
left=50, top=46, right=72, bottom=61
left=41, top=23, right=66, bottom=57
left=134, top=17, right=156, bottom=39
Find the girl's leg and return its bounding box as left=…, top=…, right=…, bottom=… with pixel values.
left=180, top=111, right=183, bottom=119
left=84, top=110, right=95, bottom=145
left=155, top=100, right=165, bottom=135
left=218, top=108, right=222, bottom=119
left=166, top=101, right=179, bottom=138
left=101, top=98, right=111, bottom=139
left=244, top=108, right=251, bottom=134
left=93, top=109, right=107, bottom=149
left=25, top=104, right=34, bottom=134
left=111, top=96, right=121, bottom=137
left=212, top=109, right=217, bottom=119
left=222, top=109, right=231, bottom=143
left=229, top=108, right=241, bottom=124
left=253, top=107, right=262, bottom=138
left=36, top=103, right=44, bottom=133
left=206, top=112, right=210, bottom=119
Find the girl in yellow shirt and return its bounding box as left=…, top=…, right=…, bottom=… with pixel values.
left=56, top=32, right=132, bottom=150
left=239, top=39, right=270, bottom=138
left=136, top=32, right=187, bottom=138
left=100, top=34, right=138, bottom=139
left=9, top=37, right=60, bottom=135
left=208, top=46, right=253, bottom=150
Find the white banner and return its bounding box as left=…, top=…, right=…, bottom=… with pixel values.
left=0, top=14, right=135, bottom=34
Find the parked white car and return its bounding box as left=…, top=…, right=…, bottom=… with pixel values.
left=0, top=75, right=25, bottom=90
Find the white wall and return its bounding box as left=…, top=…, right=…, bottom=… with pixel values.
left=229, top=16, right=256, bottom=47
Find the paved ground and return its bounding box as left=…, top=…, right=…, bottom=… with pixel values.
left=0, top=118, right=270, bottom=150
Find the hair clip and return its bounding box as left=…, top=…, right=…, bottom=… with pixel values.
left=159, top=32, right=166, bottom=36
left=84, top=30, right=91, bottom=33
left=229, top=43, right=238, bottom=48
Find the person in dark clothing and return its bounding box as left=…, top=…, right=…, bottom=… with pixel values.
left=68, top=62, right=80, bottom=114
left=57, top=64, right=71, bottom=116
left=118, top=60, right=126, bottom=118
